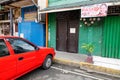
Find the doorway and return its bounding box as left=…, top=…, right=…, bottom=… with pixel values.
left=56, top=10, right=79, bottom=53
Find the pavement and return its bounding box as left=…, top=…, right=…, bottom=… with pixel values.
left=53, top=51, right=120, bottom=78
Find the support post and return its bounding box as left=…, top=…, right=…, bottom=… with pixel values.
left=46, top=0, right=48, bottom=47
left=10, top=8, right=13, bottom=36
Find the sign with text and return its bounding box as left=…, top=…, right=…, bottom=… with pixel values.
left=70, top=28, right=76, bottom=34
left=81, top=4, right=108, bottom=18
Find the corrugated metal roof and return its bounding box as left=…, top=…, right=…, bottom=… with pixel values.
left=40, top=0, right=120, bottom=13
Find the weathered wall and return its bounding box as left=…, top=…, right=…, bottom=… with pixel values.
left=38, top=0, right=47, bottom=9
left=48, top=12, right=104, bottom=56
left=78, top=18, right=103, bottom=56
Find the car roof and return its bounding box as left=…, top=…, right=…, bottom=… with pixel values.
left=0, top=36, right=20, bottom=39
left=0, top=36, right=38, bottom=47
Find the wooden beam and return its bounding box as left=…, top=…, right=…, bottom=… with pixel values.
left=0, top=9, right=9, bottom=13
left=0, top=20, right=10, bottom=23
left=10, top=0, right=34, bottom=8
left=7, top=4, right=20, bottom=8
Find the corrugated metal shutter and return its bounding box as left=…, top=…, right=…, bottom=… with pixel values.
left=102, top=16, right=120, bottom=59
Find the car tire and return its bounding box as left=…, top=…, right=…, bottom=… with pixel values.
left=42, top=55, right=52, bottom=70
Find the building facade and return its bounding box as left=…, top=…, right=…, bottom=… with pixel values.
left=18, top=5, right=45, bottom=46
left=0, top=0, right=45, bottom=46
left=40, top=0, right=120, bottom=60
left=39, top=0, right=120, bottom=70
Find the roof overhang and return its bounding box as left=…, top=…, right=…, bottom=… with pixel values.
left=0, top=0, right=37, bottom=14
left=39, top=0, right=120, bottom=14
left=39, top=7, right=81, bottom=14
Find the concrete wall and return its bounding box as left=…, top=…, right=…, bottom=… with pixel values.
left=38, top=0, right=47, bottom=9
left=93, top=56, right=120, bottom=70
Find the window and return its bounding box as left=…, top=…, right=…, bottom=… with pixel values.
left=0, top=39, right=10, bottom=57
left=8, top=38, right=35, bottom=54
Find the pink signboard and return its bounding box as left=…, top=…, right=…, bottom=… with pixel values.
left=81, top=4, right=108, bottom=18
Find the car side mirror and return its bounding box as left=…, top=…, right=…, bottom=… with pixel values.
left=35, top=47, right=39, bottom=50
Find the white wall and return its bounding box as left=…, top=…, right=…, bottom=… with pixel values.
left=38, top=0, right=47, bottom=22
left=38, top=0, right=47, bottom=10
left=93, top=56, right=120, bottom=70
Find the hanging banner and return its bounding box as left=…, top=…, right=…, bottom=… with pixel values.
left=81, top=4, right=108, bottom=18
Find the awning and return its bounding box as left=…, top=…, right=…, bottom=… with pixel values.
left=39, top=0, right=120, bottom=14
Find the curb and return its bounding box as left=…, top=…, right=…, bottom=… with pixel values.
left=53, top=58, right=120, bottom=77
left=80, top=62, right=120, bottom=78
left=53, top=58, right=80, bottom=67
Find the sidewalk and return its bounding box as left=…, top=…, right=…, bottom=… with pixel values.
left=53, top=51, right=120, bottom=77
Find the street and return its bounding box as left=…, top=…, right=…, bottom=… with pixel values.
left=17, top=63, right=120, bottom=80
left=0, top=0, right=120, bottom=80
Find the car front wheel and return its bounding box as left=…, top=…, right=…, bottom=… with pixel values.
left=42, top=55, right=52, bottom=70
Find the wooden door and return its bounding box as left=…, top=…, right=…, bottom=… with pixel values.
left=56, top=11, right=79, bottom=53
left=56, top=12, right=68, bottom=51
left=67, top=11, right=79, bottom=53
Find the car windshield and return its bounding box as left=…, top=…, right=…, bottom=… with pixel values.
left=7, top=38, right=35, bottom=54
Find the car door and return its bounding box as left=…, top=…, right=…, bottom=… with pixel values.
left=8, top=38, right=37, bottom=76
left=0, top=39, right=16, bottom=80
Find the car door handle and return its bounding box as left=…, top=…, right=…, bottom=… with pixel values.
left=18, top=57, right=24, bottom=61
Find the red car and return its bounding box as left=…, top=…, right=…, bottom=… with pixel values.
left=0, top=36, right=55, bottom=80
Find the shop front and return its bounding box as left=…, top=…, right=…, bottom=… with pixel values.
left=39, top=0, right=120, bottom=59
left=47, top=4, right=106, bottom=56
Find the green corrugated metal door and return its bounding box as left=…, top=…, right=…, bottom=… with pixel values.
left=102, top=16, right=120, bottom=59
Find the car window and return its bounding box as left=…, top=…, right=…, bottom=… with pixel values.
left=0, top=39, right=10, bottom=57
left=7, top=38, right=35, bottom=54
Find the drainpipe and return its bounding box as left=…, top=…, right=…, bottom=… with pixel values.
left=46, top=0, right=48, bottom=47
left=10, top=8, right=13, bottom=36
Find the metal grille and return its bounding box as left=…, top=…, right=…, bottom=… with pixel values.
left=108, top=6, right=120, bottom=15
